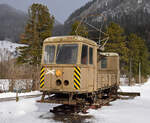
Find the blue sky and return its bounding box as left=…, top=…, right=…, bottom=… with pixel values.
left=0, top=0, right=92, bottom=23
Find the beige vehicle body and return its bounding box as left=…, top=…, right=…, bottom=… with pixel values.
left=40, top=36, right=120, bottom=95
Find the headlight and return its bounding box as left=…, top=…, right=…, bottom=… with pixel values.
left=64, top=80, right=69, bottom=86
left=56, top=79, right=61, bottom=86
left=55, top=70, right=62, bottom=77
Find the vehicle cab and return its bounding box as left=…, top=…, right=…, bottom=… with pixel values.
left=40, top=36, right=98, bottom=94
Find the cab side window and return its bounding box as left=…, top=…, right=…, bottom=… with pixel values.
left=89, top=47, right=93, bottom=64
left=44, top=45, right=55, bottom=64
left=81, top=45, right=88, bottom=64
left=101, top=57, right=107, bottom=68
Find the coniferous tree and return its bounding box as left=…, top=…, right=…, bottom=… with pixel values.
left=128, top=34, right=150, bottom=77
left=70, top=21, right=88, bottom=38
left=103, top=22, right=129, bottom=73
left=17, top=3, right=54, bottom=65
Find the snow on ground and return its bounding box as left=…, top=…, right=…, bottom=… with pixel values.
left=120, top=77, right=129, bottom=85
left=0, top=97, right=59, bottom=123
left=0, top=91, right=41, bottom=98
left=86, top=78, right=150, bottom=123
left=0, top=79, right=150, bottom=123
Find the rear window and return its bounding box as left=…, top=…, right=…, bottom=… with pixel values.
left=101, top=57, right=107, bottom=68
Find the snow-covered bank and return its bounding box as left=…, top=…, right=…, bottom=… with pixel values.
left=0, top=79, right=150, bottom=123
left=0, top=41, right=24, bottom=52
left=0, top=40, right=25, bottom=61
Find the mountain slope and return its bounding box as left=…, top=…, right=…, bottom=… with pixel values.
left=65, top=0, right=150, bottom=49
left=66, top=0, right=150, bottom=24
left=0, top=4, right=63, bottom=41
left=0, top=4, right=27, bottom=42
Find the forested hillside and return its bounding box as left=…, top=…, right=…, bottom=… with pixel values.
left=65, top=0, right=150, bottom=50
left=0, top=4, right=27, bottom=42
left=0, top=4, right=61, bottom=42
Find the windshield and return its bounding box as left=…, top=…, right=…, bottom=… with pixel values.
left=44, top=45, right=55, bottom=64
left=56, top=44, right=78, bottom=64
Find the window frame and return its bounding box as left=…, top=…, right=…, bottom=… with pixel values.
left=101, top=57, right=107, bottom=69
left=56, top=43, right=79, bottom=64
left=89, top=47, right=93, bottom=65
left=81, top=44, right=88, bottom=65
left=44, top=44, right=56, bottom=64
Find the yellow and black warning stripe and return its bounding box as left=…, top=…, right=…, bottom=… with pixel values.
left=74, top=66, right=81, bottom=90
left=40, top=66, right=45, bottom=88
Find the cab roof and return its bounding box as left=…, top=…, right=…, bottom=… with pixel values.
left=44, top=36, right=98, bottom=46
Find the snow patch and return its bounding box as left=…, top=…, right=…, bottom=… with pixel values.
left=0, top=91, right=41, bottom=98
left=0, top=40, right=26, bottom=61
left=0, top=79, right=9, bottom=91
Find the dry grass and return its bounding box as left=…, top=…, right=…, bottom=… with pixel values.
left=0, top=58, right=40, bottom=91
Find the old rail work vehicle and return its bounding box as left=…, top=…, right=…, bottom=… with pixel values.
left=39, top=36, right=120, bottom=113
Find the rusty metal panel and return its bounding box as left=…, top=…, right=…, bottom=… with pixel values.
left=80, top=67, right=88, bottom=92
left=97, top=54, right=120, bottom=90
left=63, top=67, right=75, bottom=91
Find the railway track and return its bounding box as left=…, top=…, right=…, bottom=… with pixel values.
left=0, top=94, right=42, bottom=102
left=50, top=98, right=115, bottom=114
left=49, top=92, right=140, bottom=114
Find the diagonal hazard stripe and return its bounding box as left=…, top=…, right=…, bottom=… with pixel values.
left=74, top=69, right=80, bottom=77
left=74, top=78, right=80, bottom=86
left=74, top=82, right=80, bottom=89
left=74, top=85, right=78, bottom=90
left=75, top=66, right=80, bottom=72
left=40, top=76, right=44, bottom=81
left=40, top=77, right=44, bottom=83
left=74, top=67, right=80, bottom=75
left=40, top=79, right=44, bottom=85
left=40, top=72, right=45, bottom=78
left=74, top=79, right=80, bottom=87
left=40, top=81, right=44, bottom=86
left=74, top=66, right=81, bottom=90
left=40, top=83, right=44, bottom=88
left=40, top=66, right=45, bottom=89
left=77, top=66, right=80, bottom=71
left=40, top=69, right=44, bottom=75
left=74, top=72, right=80, bottom=81
left=74, top=67, right=80, bottom=73
left=74, top=78, right=80, bottom=85
left=41, top=66, right=44, bottom=70
left=40, top=68, right=45, bottom=74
